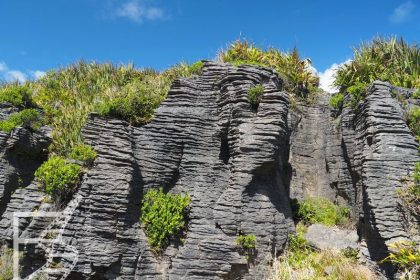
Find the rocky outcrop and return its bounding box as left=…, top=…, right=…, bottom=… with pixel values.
left=0, top=63, right=418, bottom=279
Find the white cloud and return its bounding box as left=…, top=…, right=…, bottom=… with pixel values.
left=317, top=60, right=351, bottom=93
left=389, top=1, right=415, bottom=24
left=0, top=60, right=45, bottom=82
left=32, top=70, right=46, bottom=80
left=4, top=70, right=27, bottom=83
left=116, top=0, right=164, bottom=23
left=0, top=61, right=7, bottom=72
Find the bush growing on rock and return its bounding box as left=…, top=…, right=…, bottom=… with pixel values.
left=140, top=188, right=190, bottom=252
left=382, top=240, right=420, bottom=279
left=294, top=197, right=350, bottom=226
left=328, top=93, right=344, bottom=109
left=247, top=84, right=264, bottom=106
left=26, top=61, right=203, bottom=155
left=236, top=234, right=257, bottom=261
left=0, top=109, right=43, bottom=133
left=335, top=37, right=420, bottom=107
left=0, top=83, right=33, bottom=107
left=69, top=144, right=97, bottom=166
left=35, top=156, right=82, bottom=202
left=406, top=107, right=420, bottom=137
left=220, top=39, right=319, bottom=97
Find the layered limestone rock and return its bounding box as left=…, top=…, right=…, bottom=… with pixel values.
left=0, top=62, right=294, bottom=279
left=0, top=63, right=418, bottom=279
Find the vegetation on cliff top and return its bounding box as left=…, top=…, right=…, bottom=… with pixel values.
left=334, top=37, right=420, bottom=108
left=220, top=39, right=319, bottom=97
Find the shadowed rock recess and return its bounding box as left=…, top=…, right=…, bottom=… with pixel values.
left=0, top=62, right=419, bottom=279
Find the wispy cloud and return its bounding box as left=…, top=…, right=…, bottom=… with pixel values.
left=4, top=71, right=27, bottom=83
left=316, top=60, right=351, bottom=93
left=389, top=1, right=415, bottom=24
left=116, top=0, right=164, bottom=23
left=0, top=61, right=45, bottom=82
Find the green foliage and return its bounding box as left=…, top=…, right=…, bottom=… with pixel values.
left=247, top=84, right=264, bottom=106
left=34, top=156, right=81, bottom=202
left=335, top=37, right=420, bottom=107
left=413, top=89, right=420, bottom=99
left=382, top=240, right=420, bottom=279
left=294, top=197, right=350, bottom=226
left=0, top=83, right=33, bottom=107
left=270, top=230, right=375, bottom=280
left=328, top=93, right=344, bottom=109
left=140, top=188, right=190, bottom=252
left=28, top=61, right=203, bottom=155
left=0, top=109, right=43, bottom=133
left=220, top=39, right=319, bottom=97
left=414, top=162, right=420, bottom=184
left=407, top=107, right=420, bottom=137
left=69, top=144, right=97, bottom=165
left=236, top=234, right=257, bottom=261
left=342, top=247, right=360, bottom=261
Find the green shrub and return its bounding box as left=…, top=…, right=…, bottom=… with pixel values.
left=0, top=109, right=43, bottom=133
left=329, top=93, right=345, bottom=109
left=34, top=156, right=81, bottom=202
left=236, top=234, right=257, bottom=261
left=407, top=107, right=420, bottom=137
left=382, top=240, right=420, bottom=279
left=294, top=197, right=350, bottom=226
left=414, top=162, right=420, bottom=184
left=140, top=188, right=190, bottom=252
left=335, top=37, right=420, bottom=95
left=247, top=84, right=264, bottom=106
left=413, top=89, right=420, bottom=99
left=347, top=82, right=367, bottom=108
left=69, top=144, right=97, bottom=165
left=342, top=247, right=360, bottom=261
left=0, top=83, right=33, bottom=107
left=220, top=39, right=319, bottom=97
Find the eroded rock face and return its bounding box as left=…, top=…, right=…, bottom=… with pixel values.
left=0, top=64, right=418, bottom=279
left=0, top=62, right=294, bottom=279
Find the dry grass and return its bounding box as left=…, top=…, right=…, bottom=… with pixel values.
left=0, top=246, right=13, bottom=280
left=268, top=249, right=376, bottom=280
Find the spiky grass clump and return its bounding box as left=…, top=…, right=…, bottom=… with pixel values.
left=220, top=39, right=319, bottom=97
left=268, top=225, right=375, bottom=280
left=294, top=197, right=350, bottom=226
left=335, top=37, right=420, bottom=107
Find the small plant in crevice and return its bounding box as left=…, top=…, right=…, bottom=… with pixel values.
left=247, top=84, right=264, bottom=107
left=328, top=92, right=344, bottom=110
left=69, top=144, right=97, bottom=166
left=292, top=197, right=350, bottom=226
left=406, top=107, right=420, bottom=137
left=0, top=109, right=43, bottom=133
left=140, top=188, right=190, bottom=253
left=382, top=240, right=420, bottom=279
left=34, top=156, right=82, bottom=204
left=236, top=234, right=257, bottom=262
left=397, top=162, right=420, bottom=215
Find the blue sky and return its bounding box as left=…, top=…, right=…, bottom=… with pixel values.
left=0, top=0, right=419, bottom=91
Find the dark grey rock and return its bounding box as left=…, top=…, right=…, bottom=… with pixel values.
left=304, top=223, right=358, bottom=251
